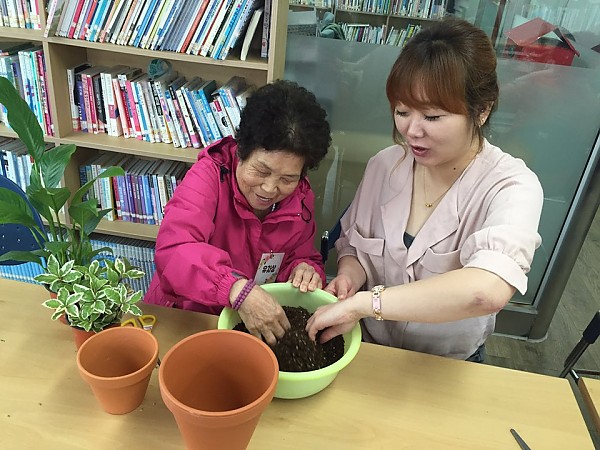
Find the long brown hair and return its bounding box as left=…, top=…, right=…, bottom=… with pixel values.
left=386, top=18, right=499, bottom=149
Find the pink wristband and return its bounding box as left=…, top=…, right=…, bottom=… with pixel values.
left=232, top=279, right=255, bottom=310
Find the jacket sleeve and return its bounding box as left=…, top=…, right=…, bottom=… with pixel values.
left=153, top=161, right=247, bottom=309
left=276, top=188, right=326, bottom=283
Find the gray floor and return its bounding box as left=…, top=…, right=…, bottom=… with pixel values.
left=485, top=208, right=600, bottom=446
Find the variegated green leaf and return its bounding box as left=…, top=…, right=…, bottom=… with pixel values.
left=65, top=304, right=78, bottom=317
left=42, top=299, right=61, bottom=309
left=127, top=290, right=143, bottom=304
left=62, top=270, right=82, bottom=283
left=125, top=269, right=145, bottom=279
left=35, top=273, right=58, bottom=284
left=47, top=255, right=60, bottom=276
left=115, top=258, right=126, bottom=275
left=128, top=304, right=143, bottom=316
left=59, top=260, right=75, bottom=277
left=92, top=300, right=106, bottom=313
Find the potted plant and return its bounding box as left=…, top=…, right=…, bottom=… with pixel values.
left=38, top=255, right=145, bottom=347
left=0, top=76, right=144, bottom=339
left=0, top=76, right=124, bottom=270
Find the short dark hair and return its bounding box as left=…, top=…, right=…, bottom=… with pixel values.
left=236, top=80, right=331, bottom=173
left=386, top=17, right=499, bottom=147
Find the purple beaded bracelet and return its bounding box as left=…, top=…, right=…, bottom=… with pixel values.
left=232, top=279, right=255, bottom=310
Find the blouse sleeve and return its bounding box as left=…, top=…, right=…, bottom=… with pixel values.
left=461, top=168, right=543, bottom=295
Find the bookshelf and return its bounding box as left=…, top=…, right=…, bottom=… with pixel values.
left=0, top=0, right=289, bottom=242
left=288, top=0, right=445, bottom=45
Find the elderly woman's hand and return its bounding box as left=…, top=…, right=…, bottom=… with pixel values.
left=324, top=273, right=356, bottom=300
left=288, top=262, right=322, bottom=292
left=237, top=285, right=291, bottom=346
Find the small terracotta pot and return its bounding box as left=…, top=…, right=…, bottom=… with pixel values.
left=159, top=330, right=278, bottom=450
left=77, top=326, right=159, bottom=415
left=71, top=322, right=119, bottom=349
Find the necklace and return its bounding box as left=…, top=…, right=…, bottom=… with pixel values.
left=423, top=172, right=453, bottom=208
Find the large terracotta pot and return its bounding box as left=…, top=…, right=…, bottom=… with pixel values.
left=159, top=330, right=278, bottom=450
left=77, top=326, right=159, bottom=414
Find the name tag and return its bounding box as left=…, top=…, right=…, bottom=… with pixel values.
left=255, top=252, right=285, bottom=285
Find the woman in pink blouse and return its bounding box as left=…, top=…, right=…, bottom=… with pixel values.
left=306, top=18, right=544, bottom=361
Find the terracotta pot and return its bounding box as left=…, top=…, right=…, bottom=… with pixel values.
left=159, top=330, right=278, bottom=450
left=71, top=322, right=119, bottom=349
left=77, top=326, right=159, bottom=415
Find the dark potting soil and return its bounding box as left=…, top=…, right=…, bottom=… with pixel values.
left=233, top=306, right=345, bottom=372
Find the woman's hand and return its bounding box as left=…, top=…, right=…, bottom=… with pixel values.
left=237, top=285, right=291, bottom=346
left=288, top=262, right=322, bottom=292
left=306, top=293, right=366, bottom=343
left=324, top=273, right=356, bottom=300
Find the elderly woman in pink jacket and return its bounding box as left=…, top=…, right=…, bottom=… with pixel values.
left=306, top=18, right=544, bottom=361
left=145, top=80, right=331, bottom=346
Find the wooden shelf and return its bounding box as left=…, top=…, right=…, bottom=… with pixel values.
left=58, top=132, right=199, bottom=164
left=0, top=26, right=43, bottom=40
left=0, top=124, right=59, bottom=143
left=45, top=37, right=270, bottom=72
left=95, top=219, right=158, bottom=241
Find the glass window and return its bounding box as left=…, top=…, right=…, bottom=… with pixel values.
left=285, top=0, right=600, bottom=307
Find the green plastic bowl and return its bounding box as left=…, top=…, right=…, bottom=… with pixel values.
left=217, top=282, right=361, bottom=399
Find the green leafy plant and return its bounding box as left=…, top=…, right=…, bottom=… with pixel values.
left=39, top=256, right=145, bottom=332
left=0, top=76, right=125, bottom=269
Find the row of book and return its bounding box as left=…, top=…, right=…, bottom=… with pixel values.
left=0, top=0, right=41, bottom=29
left=0, top=42, right=55, bottom=136
left=0, top=137, right=55, bottom=193
left=0, top=233, right=156, bottom=293
left=337, top=0, right=391, bottom=15
left=45, top=0, right=271, bottom=60
left=80, top=152, right=189, bottom=225
left=384, top=23, right=421, bottom=47
left=341, top=23, right=387, bottom=45
left=328, top=0, right=446, bottom=19
left=67, top=62, right=253, bottom=149
left=90, top=234, right=156, bottom=293
left=290, top=0, right=333, bottom=7
left=391, top=0, right=446, bottom=19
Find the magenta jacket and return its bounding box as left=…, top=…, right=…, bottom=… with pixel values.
left=144, top=137, right=325, bottom=314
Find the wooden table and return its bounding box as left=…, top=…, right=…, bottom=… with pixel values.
left=579, top=377, right=600, bottom=432
left=0, top=278, right=594, bottom=449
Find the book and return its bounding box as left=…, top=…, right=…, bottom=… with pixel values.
left=185, top=0, right=220, bottom=55
left=129, top=0, right=160, bottom=47
left=151, top=70, right=178, bottom=146
left=199, top=0, right=234, bottom=57
left=210, top=0, right=245, bottom=59
left=176, top=0, right=210, bottom=53
left=160, top=0, right=195, bottom=52
left=44, top=0, right=67, bottom=37
left=98, top=0, right=123, bottom=42
left=176, top=78, right=202, bottom=148
left=209, top=92, right=234, bottom=138
left=261, top=0, right=271, bottom=58
left=166, top=76, right=190, bottom=148
left=107, top=0, right=134, bottom=43
left=153, top=0, right=183, bottom=50
left=217, top=76, right=247, bottom=130
left=116, top=66, right=142, bottom=137
left=240, top=7, right=262, bottom=61
left=194, top=79, right=221, bottom=142
left=139, top=0, right=168, bottom=48
left=101, top=64, right=129, bottom=136
left=67, top=63, right=91, bottom=131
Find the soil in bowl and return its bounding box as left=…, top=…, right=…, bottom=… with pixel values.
left=233, top=306, right=345, bottom=372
